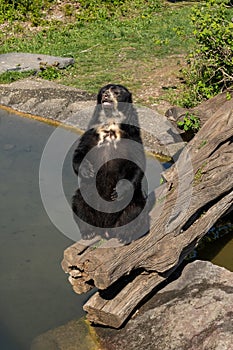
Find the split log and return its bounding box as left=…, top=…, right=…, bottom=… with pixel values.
left=62, top=99, right=233, bottom=328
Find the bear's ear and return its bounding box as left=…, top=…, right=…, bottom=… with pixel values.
left=120, top=85, right=132, bottom=103
left=128, top=92, right=133, bottom=103
left=97, top=89, right=103, bottom=104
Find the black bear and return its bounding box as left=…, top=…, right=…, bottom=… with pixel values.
left=72, top=84, right=149, bottom=243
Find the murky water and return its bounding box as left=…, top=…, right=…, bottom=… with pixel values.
left=0, top=109, right=165, bottom=349
left=212, top=237, right=233, bottom=271
left=195, top=216, right=233, bottom=272
left=0, top=110, right=90, bottom=350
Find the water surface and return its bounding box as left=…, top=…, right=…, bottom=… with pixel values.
left=0, top=110, right=90, bottom=349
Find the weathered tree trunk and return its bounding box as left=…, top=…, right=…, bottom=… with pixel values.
left=62, top=99, right=233, bottom=328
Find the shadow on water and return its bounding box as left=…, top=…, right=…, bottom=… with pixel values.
left=194, top=212, right=233, bottom=271
left=0, top=322, right=21, bottom=350
left=186, top=211, right=233, bottom=272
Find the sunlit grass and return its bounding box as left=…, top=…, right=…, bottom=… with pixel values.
left=0, top=4, right=194, bottom=92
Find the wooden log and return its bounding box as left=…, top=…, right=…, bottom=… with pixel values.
left=84, top=272, right=165, bottom=328
left=83, top=190, right=233, bottom=327
left=61, top=99, right=233, bottom=327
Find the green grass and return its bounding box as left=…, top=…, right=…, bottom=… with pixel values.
left=0, top=70, right=36, bottom=83
left=0, top=3, right=194, bottom=93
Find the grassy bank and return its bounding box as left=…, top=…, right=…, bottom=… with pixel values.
left=0, top=1, right=194, bottom=96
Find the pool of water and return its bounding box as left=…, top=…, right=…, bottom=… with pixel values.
left=0, top=109, right=165, bottom=349
left=0, top=110, right=92, bottom=350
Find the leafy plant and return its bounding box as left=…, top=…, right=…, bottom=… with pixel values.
left=226, top=91, right=232, bottom=100
left=37, top=64, right=62, bottom=80
left=0, top=0, right=53, bottom=23
left=177, top=113, right=200, bottom=133
left=180, top=0, right=233, bottom=105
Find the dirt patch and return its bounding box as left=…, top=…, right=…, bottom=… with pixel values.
left=130, top=55, right=186, bottom=114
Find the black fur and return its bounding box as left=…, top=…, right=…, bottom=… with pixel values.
left=72, top=84, right=149, bottom=243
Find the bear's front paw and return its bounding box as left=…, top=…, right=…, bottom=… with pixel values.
left=80, top=159, right=95, bottom=178
left=111, top=188, right=118, bottom=201
left=111, top=179, right=134, bottom=201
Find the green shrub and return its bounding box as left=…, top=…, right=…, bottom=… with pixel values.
left=77, top=0, right=163, bottom=21
left=37, top=64, right=62, bottom=80
left=177, top=113, right=200, bottom=133
left=0, top=0, right=54, bottom=24
left=180, top=0, right=233, bottom=106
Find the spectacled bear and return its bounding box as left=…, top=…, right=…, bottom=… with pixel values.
left=72, top=84, right=149, bottom=244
